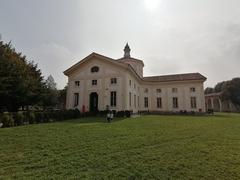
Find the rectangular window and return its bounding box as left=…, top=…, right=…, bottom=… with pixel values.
left=134, top=94, right=136, bottom=108
left=111, top=78, right=117, bottom=84
left=74, top=93, right=79, bottom=107
left=110, top=91, right=117, bottom=107
left=138, top=96, right=140, bottom=107
left=144, top=88, right=148, bottom=93
left=191, top=97, right=197, bottom=108
left=173, top=97, right=178, bottom=108
left=134, top=84, right=136, bottom=89
left=144, top=97, right=148, bottom=108
left=190, top=87, right=196, bottom=92
left=156, top=89, right=161, bottom=93
left=75, top=81, right=80, bottom=86
left=172, top=88, right=178, bottom=93
left=129, top=92, right=131, bottom=107
left=129, top=80, right=131, bottom=86
left=157, top=97, right=162, bottom=108
left=92, top=80, right=97, bottom=85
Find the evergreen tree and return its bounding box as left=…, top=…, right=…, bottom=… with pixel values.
left=0, top=41, right=44, bottom=111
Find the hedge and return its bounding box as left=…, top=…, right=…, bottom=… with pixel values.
left=0, top=109, right=133, bottom=128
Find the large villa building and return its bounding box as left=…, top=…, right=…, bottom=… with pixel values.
left=64, top=44, right=207, bottom=113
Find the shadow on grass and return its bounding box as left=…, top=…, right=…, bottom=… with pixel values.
left=58, top=117, right=129, bottom=124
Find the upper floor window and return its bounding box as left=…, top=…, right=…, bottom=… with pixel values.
left=91, top=66, right=99, bottom=73
left=156, top=89, right=161, bottom=93
left=111, top=78, right=117, bottom=84
left=190, top=87, right=196, bottom=92
left=172, top=88, right=178, bottom=93
left=129, top=80, right=131, bottom=86
left=75, top=81, right=80, bottom=86
left=92, top=80, right=97, bottom=85
left=134, top=83, right=136, bottom=89
left=144, top=88, right=148, bottom=93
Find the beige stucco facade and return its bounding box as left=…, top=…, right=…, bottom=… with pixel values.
left=64, top=45, right=206, bottom=113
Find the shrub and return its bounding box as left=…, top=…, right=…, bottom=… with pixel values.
left=43, top=112, right=50, bottom=123
left=13, top=112, right=24, bottom=126
left=1, top=112, right=14, bottom=128
left=190, top=111, right=196, bottom=115
left=115, top=111, right=125, bottom=117
left=73, top=109, right=81, bottom=118
left=125, top=110, right=131, bottom=118
left=35, top=112, right=44, bottom=123
left=99, top=110, right=108, bottom=117
left=28, top=112, right=36, bottom=124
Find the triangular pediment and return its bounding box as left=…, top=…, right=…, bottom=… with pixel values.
left=63, top=52, right=129, bottom=76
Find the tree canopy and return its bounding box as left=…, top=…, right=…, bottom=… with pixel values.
left=0, top=41, right=45, bottom=111
left=0, top=40, right=68, bottom=112
left=205, top=78, right=240, bottom=106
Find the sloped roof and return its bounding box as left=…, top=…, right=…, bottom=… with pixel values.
left=143, top=73, right=207, bottom=82
left=205, top=92, right=222, bottom=97
left=64, top=52, right=206, bottom=83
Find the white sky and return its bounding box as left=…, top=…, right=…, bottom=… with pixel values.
left=1, top=0, right=240, bottom=89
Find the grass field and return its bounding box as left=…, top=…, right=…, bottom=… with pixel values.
left=1, top=113, right=240, bottom=179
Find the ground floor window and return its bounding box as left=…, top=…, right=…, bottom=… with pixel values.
left=74, top=93, right=79, bottom=107
left=138, top=96, right=140, bottom=107
left=129, top=92, right=131, bottom=107
left=134, top=95, right=136, bottom=108
left=157, top=97, right=162, bottom=108
left=191, top=97, right=197, bottom=108
left=173, top=97, right=178, bottom=108
left=144, top=97, right=148, bottom=108
left=110, top=91, right=117, bottom=107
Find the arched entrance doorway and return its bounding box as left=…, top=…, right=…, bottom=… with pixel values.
left=89, top=92, right=98, bottom=112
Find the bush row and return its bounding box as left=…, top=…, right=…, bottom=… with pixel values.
left=0, top=109, right=134, bottom=128
left=0, top=109, right=81, bottom=128
left=97, top=110, right=132, bottom=118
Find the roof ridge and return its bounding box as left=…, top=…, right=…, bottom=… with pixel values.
left=144, top=72, right=201, bottom=78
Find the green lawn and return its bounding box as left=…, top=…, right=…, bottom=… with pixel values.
left=1, top=113, right=240, bottom=179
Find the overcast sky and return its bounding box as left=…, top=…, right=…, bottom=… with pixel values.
left=1, top=0, right=240, bottom=89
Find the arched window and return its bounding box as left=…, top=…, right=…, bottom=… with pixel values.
left=91, top=66, right=99, bottom=73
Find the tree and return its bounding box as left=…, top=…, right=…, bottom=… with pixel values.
left=205, top=78, right=240, bottom=107
left=40, top=75, right=58, bottom=109
left=204, top=87, right=214, bottom=94
left=46, top=75, right=57, bottom=90
left=57, top=86, right=67, bottom=109
left=0, top=41, right=45, bottom=111
left=214, top=81, right=228, bottom=93
left=221, top=78, right=240, bottom=106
